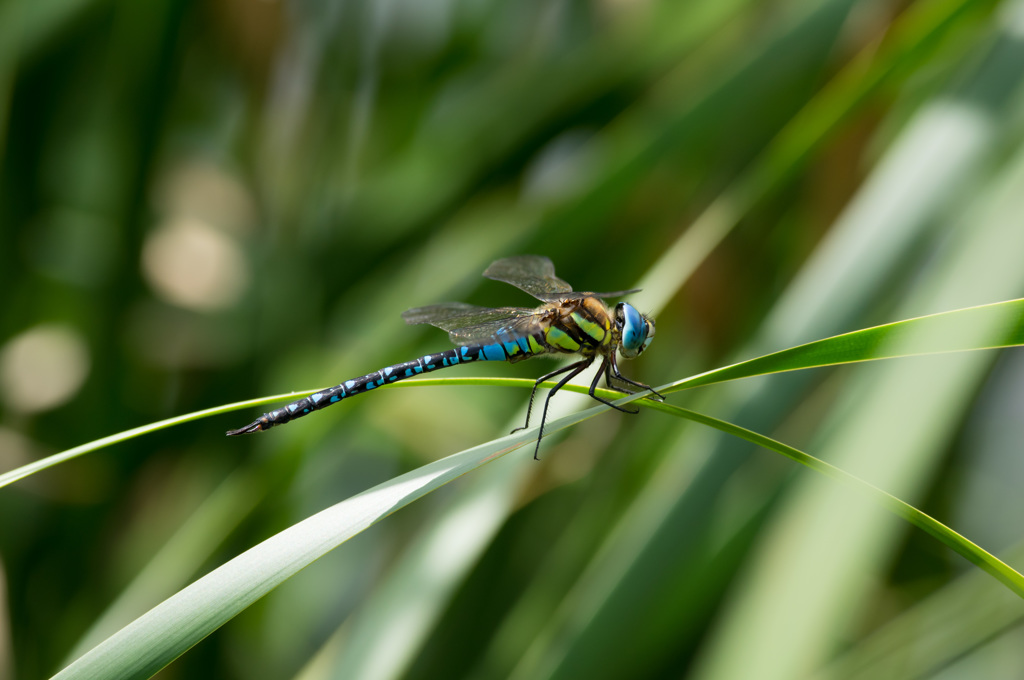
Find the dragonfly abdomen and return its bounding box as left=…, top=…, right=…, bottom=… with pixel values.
left=226, top=338, right=548, bottom=436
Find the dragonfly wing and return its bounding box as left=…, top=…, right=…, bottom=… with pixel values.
left=402, top=302, right=498, bottom=330
left=582, top=288, right=642, bottom=299
left=447, top=314, right=549, bottom=345
left=403, top=303, right=545, bottom=346
left=484, top=256, right=641, bottom=302
left=483, top=255, right=573, bottom=300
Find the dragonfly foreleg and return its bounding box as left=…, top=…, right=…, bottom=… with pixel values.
left=606, top=356, right=665, bottom=401
left=602, top=360, right=633, bottom=395
left=587, top=358, right=640, bottom=414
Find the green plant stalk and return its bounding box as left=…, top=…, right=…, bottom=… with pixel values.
left=34, top=297, right=1024, bottom=677
left=4, top=298, right=1022, bottom=492
left=640, top=401, right=1024, bottom=599
left=51, top=385, right=1024, bottom=679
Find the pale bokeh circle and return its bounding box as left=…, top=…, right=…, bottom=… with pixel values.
left=141, top=217, right=250, bottom=311
left=0, top=324, right=91, bottom=414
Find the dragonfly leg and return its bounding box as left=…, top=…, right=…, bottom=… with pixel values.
left=585, top=358, right=639, bottom=414
left=512, top=361, right=589, bottom=435
left=529, top=358, right=593, bottom=460
left=607, top=355, right=665, bottom=401
left=602, top=360, right=632, bottom=395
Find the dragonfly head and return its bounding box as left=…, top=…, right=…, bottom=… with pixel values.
left=615, top=302, right=655, bottom=359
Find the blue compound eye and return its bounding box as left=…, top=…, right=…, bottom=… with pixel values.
left=617, top=303, right=653, bottom=359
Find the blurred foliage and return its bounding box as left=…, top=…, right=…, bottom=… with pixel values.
left=2, top=0, right=1024, bottom=678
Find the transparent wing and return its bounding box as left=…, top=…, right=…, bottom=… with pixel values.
left=483, top=255, right=640, bottom=301
left=402, top=302, right=547, bottom=346
left=483, top=255, right=573, bottom=300
left=583, top=288, right=642, bottom=299
left=402, top=302, right=506, bottom=330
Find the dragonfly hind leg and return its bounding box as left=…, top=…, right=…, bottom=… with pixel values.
left=511, top=360, right=591, bottom=435
left=527, top=359, right=593, bottom=460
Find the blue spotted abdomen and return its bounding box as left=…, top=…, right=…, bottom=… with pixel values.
left=227, top=334, right=550, bottom=434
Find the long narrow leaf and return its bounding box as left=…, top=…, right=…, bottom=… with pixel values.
left=53, top=384, right=1024, bottom=679
left=643, top=402, right=1024, bottom=598
left=672, top=297, right=1024, bottom=391
left=4, top=298, right=1021, bottom=492
left=50, top=428, right=548, bottom=679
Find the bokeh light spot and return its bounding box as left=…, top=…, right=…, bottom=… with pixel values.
left=0, top=324, right=91, bottom=414
left=141, top=217, right=250, bottom=311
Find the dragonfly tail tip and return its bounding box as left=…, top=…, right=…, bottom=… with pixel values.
left=226, top=421, right=263, bottom=436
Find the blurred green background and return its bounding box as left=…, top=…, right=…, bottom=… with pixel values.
left=3, top=0, right=1024, bottom=677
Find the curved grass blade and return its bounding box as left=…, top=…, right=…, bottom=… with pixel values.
left=4, top=299, right=1022, bottom=492
left=670, top=297, right=1024, bottom=392
left=50, top=414, right=601, bottom=680
left=52, top=382, right=1024, bottom=679
left=640, top=401, right=1024, bottom=599
left=0, top=394, right=319, bottom=491
left=42, top=294, right=1024, bottom=676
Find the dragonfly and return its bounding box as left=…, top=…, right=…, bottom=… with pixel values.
left=227, top=255, right=662, bottom=458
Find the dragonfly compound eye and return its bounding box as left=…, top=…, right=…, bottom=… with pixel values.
left=616, top=302, right=652, bottom=359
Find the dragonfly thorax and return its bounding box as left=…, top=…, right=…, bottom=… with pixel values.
left=615, top=302, right=655, bottom=359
